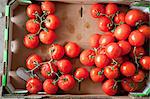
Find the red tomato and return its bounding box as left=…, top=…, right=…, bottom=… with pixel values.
left=91, top=3, right=105, bottom=18
left=58, top=74, right=75, bottom=91
left=114, top=24, right=131, bottom=40
left=80, top=49, right=95, bottom=66
left=132, top=70, right=145, bottom=82
left=120, top=61, right=136, bottom=77
left=24, top=34, right=39, bottom=49
left=105, top=43, right=122, bottom=59
left=95, top=54, right=110, bottom=68
left=98, top=16, right=113, bottom=32
left=128, top=30, right=145, bottom=47
left=105, top=3, right=119, bottom=16
left=26, top=78, right=42, bottom=94
left=26, top=54, right=42, bottom=70
left=138, top=25, right=150, bottom=38
left=130, top=47, right=146, bottom=58
left=39, top=30, right=56, bottom=45
left=41, top=1, right=55, bottom=15
left=139, top=56, right=150, bottom=70
left=89, top=34, right=101, bottom=48
left=97, top=48, right=106, bottom=55
left=48, top=44, right=65, bottom=60
left=45, top=15, right=60, bottom=30
left=26, top=4, right=42, bottom=19
left=102, top=79, right=118, bottom=96
left=118, top=40, right=131, bottom=55
left=43, top=79, right=58, bottom=94
left=114, top=12, right=126, bottom=24
left=121, top=78, right=137, bottom=92
left=74, top=68, right=89, bottom=81
left=41, top=63, right=58, bottom=79
left=99, top=35, right=114, bottom=46
left=90, top=67, right=105, bottom=83
left=65, top=42, right=80, bottom=58
left=57, top=59, right=72, bottom=74
left=113, top=56, right=124, bottom=65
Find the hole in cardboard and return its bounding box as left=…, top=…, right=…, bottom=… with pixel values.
left=80, top=7, right=83, bottom=17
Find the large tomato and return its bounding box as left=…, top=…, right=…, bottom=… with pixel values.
left=114, top=12, right=126, bottom=24
left=139, top=56, right=150, bottom=70
left=118, top=40, right=131, bottom=55
left=105, top=3, right=119, bottom=16
left=41, top=1, right=55, bottom=15
left=131, top=70, right=145, bottom=82
left=99, top=35, right=114, bottom=46
left=89, top=34, right=101, bottom=48
left=130, top=47, right=146, bottom=58
left=74, top=68, right=89, bottom=81
left=138, top=25, right=150, bottom=38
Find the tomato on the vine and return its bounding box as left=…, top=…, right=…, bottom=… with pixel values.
left=114, top=12, right=126, bottom=24
left=99, top=34, right=114, bottom=46
left=89, top=34, right=101, bottom=48
left=139, top=56, right=150, bottom=70
left=118, top=40, right=131, bottom=55
left=41, top=1, right=55, bottom=15
left=130, top=47, right=146, bottom=59
left=138, top=25, right=150, bottom=38
left=105, top=3, right=119, bottom=16
left=74, top=68, right=89, bottom=81
left=131, top=70, right=145, bottom=82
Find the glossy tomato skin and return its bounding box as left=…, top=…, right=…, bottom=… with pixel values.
left=41, top=1, right=55, bottom=15
left=26, top=78, right=42, bottom=94
left=24, top=34, right=39, bottom=49
left=80, top=49, right=95, bottom=66
left=114, top=24, right=131, bottom=40
left=89, top=34, right=101, bottom=48
left=58, top=74, right=75, bottom=91
left=105, top=3, right=119, bottom=16
left=114, top=12, right=126, bottom=24
left=99, top=35, right=114, bottom=46
left=120, top=61, right=136, bottom=77
left=65, top=42, right=80, bottom=58
left=97, top=48, right=106, bottom=55
left=26, top=54, right=42, bottom=70
left=130, top=47, right=146, bottom=58
left=45, top=15, right=60, bottom=30
left=41, top=63, right=58, bottom=79
left=113, top=56, right=124, bottom=65
left=57, top=59, right=72, bottom=74
left=74, top=68, right=89, bottom=81
left=95, top=54, right=110, bottom=68
left=102, top=79, right=118, bottom=96
left=48, top=44, right=65, bottom=60
left=90, top=67, right=105, bottom=83
left=39, top=30, right=56, bottom=45
left=118, top=40, right=131, bottom=55
left=132, top=70, right=145, bottom=82
left=128, top=30, right=145, bottom=47
left=139, top=56, right=150, bottom=70
left=26, top=4, right=42, bottom=19
left=91, top=3, right=105, bottom=18
left=138, top=25, right=150, bottom=38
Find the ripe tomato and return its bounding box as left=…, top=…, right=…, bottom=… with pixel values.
left=113, top=56, right=124, bottom=65
left=120, top=61, right=136, bottom=77
left=97, top=48, right=106, bottom=55
left=26, top=54, right=42, bottom=70
left=26, top=19, right=40, bottom=34
left=105, top=43, right=122, bottom=59
left=45, top=15, right=60, bottom=30
left=132, top=70, right=145, bottom=82
left=24, top=34, right=39, bottom=49
left=130, top=47, right=146, bottom=58
left=43, top=79, right=58, bottom=94
left=80, top=49, right=95, bottom=66
left=95, top=54, right=110, bottom=68
left=138, top=25, right=150, bottom=38
left=74, top=68, right=89, bottom=81
left=128, top=30, right=145, bottom=47
left=98, top=16, right=113, bottom=32
left=39, top=30, right=56, bottom=45
left=90, top=67, right=105, bottom=83
left=57, top=59, right=72, bottom=74
left=99, top=35, right=114, bottom=46
left=104, top=32, right=114, bottom=36
left=58, top=74, right=75, bottom=91
left=91, top=3, right=105, bottom=18
left=121, top=78, right=137, bottom=92
left=102, top=79, right=118, bottom=96
left=114, top=24, right=131, bottom=40
left=118, top=40, right=131, bottom=55
left=26, top=78, right=42, bottom=94
left=114, top=12, right=126, bottom=24
left=41, top=63, right=58, bottom=79
left=48, top=44, right=65, bottom=60
left=26, top=4, right=42, bottom=19
left=89, top=34, right=101, bottom=48
left=41, top=1, right=55, bottom=15
left=104, top=64, right=119, bottom=79
left=139, top=56, right=150, bottom=70
left=105, top=3, right=119, bottom=16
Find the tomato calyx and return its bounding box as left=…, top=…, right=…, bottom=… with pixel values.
left=98, top=69, right=104, bottom=75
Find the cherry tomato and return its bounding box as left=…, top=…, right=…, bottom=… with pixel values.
left=132, top=70, right=145, bottom=82
left=80, top=49, right=95, bottom=66
left=90, top=67, right=105, bottom=83
left=58, top=74, right=75, bottom=91
left=114, top=12, right=126, bottom=24
left=120, top=61, right=136, bottom=77
left=104, top=32, right=114, bottom=36
left=45, top=15, right=60, bottom=30
left=130, top=47, right=146, bottom=59
left=57, top=59, right=72, bottom=74
left=138, top=25, right=150, bottom=38
left=43, top=79, right=58, bottom=94
left=139, top=56, right=150, bottom=70
left=118, top=40, right=131, bottom=55
left=89, top=34, right=101, bottom=48
left=97, top=48, right=106, bottom=55
left=113, top=56, right=124, bottom=65
left=105, top=43, right=122, bottom=59
left=105, top=3, right=119, bottom=16
left=102, top=79, right=118, bottom=96
left=41, top=1, right=55, bottom=15
left=39, top=30, right=56, bottom=45
left=26, top=78, right=42, bottom=94
left=48, top=44, right=65, bottom=60
left=65, top=42, right=80, bottom=58
left=41, top=63, right=58, bottom=79
left=26, top=4, right=42, bottom=19
left=128, top=30, right=145, bottom=47
left=74, top=68, right=89, bottom=81
left=114, top=24, right=131, bottom=40
left=95, top=54, right=110, bottom=68
left=91, top=3, right=105, bottom=18
left=99, top=35, right=114, bottom=46
left=24, top=34, right=39, bottom=49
